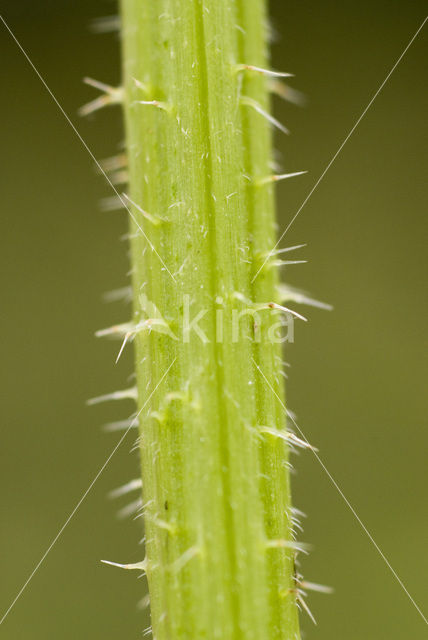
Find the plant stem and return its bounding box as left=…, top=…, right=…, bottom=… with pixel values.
left=120, top=1, right=301, bottom=638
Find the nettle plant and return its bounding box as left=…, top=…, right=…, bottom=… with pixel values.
left=85, top=1, right=330, bottom=638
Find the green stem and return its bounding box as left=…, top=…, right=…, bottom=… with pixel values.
left=120, top=1, right=301, bottom=638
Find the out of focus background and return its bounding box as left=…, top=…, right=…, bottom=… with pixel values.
left=1, top=1, right=427, bottom=638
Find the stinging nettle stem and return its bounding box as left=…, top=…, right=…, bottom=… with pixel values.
left=118, top=0, right=303, bottom=638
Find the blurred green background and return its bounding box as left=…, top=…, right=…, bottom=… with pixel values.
left=1, top=1, right=427, bottom=638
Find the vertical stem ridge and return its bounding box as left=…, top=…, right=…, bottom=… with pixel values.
left=193, top=1, right=241, bottom=635
left=234, top=1, right=300, bottom=636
